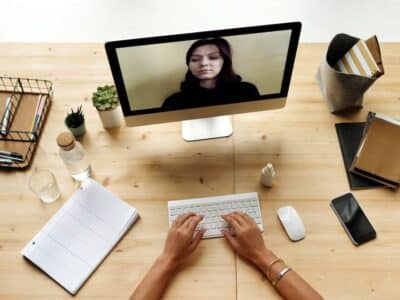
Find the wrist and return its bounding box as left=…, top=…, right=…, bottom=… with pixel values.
left=156, top=253, right=179, bottom=274
left=254, top=249, right=278, bottom=276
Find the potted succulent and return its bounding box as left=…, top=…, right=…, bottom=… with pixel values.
left=64, top=105, right=86, bottom=137
left=92, top=85, right=122, bottom=128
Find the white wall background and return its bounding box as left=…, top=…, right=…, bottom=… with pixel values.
left=0, top=0, right=399, bottom=42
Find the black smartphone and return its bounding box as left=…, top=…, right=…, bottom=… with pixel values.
left=330, top=193, right=376, bottom=246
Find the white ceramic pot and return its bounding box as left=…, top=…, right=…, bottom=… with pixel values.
left=97, top=107, right=122, bottom=128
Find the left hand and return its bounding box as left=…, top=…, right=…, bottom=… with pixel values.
left=160, top=212, right=206, bottom=269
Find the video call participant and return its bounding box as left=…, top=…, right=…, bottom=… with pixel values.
left=162, top=37, right=260, bottom=109
left=131, top=212, right=324, bottom=300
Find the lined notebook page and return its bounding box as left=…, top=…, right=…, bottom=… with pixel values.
left=21, top=179, right=139, bottom=294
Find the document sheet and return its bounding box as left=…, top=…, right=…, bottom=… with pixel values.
left=21, top=179, right=139, bottom=294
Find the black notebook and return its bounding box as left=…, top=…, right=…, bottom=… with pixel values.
left=335, top=122, right=383, bottom=189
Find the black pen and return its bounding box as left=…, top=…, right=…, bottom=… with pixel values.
left=0, top=153, right=24, bottom=162
left=0, top=150, right=23, bottom=159
left=0, top=96, right=11, bottom=135
left=0, top=158, right=13, bottom=164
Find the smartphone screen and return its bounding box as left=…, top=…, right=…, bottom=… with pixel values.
left=330, top=193, right=376, bottom=246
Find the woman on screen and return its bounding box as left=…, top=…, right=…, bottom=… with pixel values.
left=162, top=37, right=260, bottom=109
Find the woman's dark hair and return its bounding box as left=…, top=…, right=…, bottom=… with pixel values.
left=181, top=37, right=240, bottom=91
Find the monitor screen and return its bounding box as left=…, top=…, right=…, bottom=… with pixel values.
left=106, top=22, right=301, bottom=125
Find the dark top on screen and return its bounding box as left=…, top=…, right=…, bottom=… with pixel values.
left=162, top=80, right=260, bottom=110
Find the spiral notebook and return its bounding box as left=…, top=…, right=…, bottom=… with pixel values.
left=21, top=179, right=139, bottom=295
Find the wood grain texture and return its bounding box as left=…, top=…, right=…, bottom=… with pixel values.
left=234, top=44, right=400, bottom=300
left=0, top=43, right=399, bottom=299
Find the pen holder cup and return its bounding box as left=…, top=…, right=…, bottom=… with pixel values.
left=316, top=34, right=384, bottom=113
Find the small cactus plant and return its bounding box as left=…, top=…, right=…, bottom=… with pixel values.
left=92, top=85, right=119, bottom=111
left=65, top=105, right=84, bottom=128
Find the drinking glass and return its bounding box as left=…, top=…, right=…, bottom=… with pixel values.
left=28, top=169, right=61, bottom=203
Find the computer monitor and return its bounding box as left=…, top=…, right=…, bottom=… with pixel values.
left=105, top=22, right=301, bottom=141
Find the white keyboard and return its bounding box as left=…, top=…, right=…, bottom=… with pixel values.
left=168, top=192, right=264, bottom=239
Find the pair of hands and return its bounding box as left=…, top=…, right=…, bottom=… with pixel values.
left=160, top=211, right=269, bottom=271
left=139, top=212, right=324, bottom=300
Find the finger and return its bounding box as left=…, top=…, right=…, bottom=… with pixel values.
left=237, top=211, right=250, bottom=219
left=173, top=212, right=195, bottom=226
left=183, top=214, right=204, bottom=232
left=232, top=211, right=247, bottom=225
left=188, top=229, right=205, bottom=252
left=237, top=211, right=255, bottom=225
left=221, top=229, right=239, bottom=251
left=221, top=214, right=241, bottom=231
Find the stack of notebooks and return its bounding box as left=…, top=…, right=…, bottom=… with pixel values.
left=334, top=37, right=383, bottom=78
left=336, top=112, right=400, bottom=189
left=21, top=179, right=139, bottom=294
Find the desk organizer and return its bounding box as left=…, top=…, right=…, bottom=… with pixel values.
left=0, top=77, right=52, bottom=169
left=316, top=34, right=384, bottom=113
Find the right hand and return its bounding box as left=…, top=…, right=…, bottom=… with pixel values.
left=221, top=212, right=272, bottom=267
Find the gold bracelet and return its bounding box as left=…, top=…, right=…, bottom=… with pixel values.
left=266, top=258, right=283, bottom=281
left=272, top=267, right=292, bottom=286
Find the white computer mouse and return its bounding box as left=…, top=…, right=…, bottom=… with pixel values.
left=277, top=205, right=306, bottom=241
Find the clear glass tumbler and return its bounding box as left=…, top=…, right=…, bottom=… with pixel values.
left=28, top=169, right=61, bottom=203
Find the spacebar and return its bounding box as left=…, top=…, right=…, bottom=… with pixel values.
left=203, top=229, right=223, bottom=239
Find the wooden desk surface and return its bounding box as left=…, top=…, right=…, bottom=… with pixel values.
left=0, top=43, right=399, bottom=300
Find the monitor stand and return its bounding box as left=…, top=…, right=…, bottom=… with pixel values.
left=182, top=115, right=233, bottom=141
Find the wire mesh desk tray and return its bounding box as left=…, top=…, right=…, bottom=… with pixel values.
left=0, top=77, right=52, bottom=169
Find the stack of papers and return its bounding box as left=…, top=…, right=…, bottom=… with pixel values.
left=21, top=179, right=139, bottom=294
